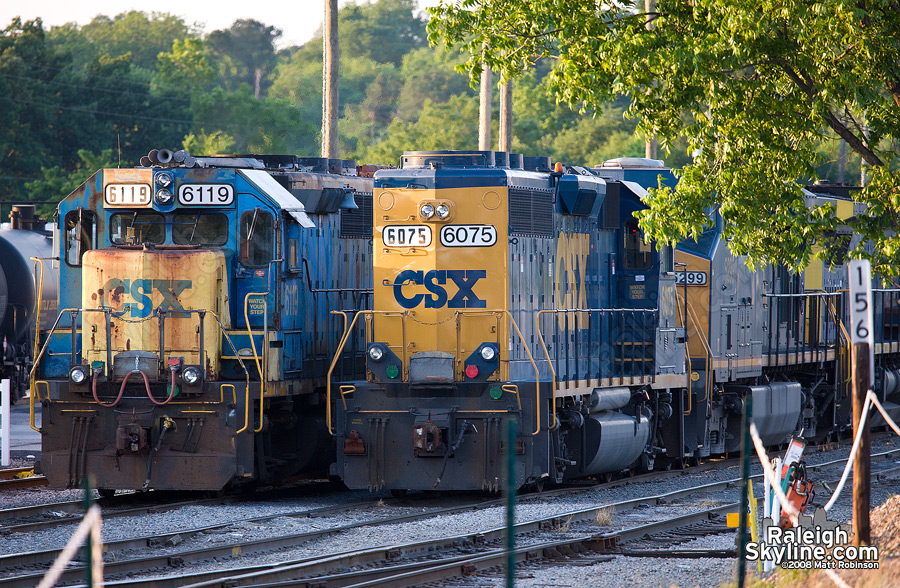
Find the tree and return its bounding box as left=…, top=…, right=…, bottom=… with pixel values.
left=156, top=38, right=214, bottom=93
left=78, top=11, right=195, bottom=71
left=363, top=94, right=479, bottom=163
left=429, top=0, right=900, bottom=274
left=340, top=0, right=427, bottom=66
left=190, top=86, right=316, bottom=154
left=205, top=19, right=281, bottom=98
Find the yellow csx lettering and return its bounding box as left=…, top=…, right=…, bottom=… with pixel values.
left=555, top=233, right=590, bottom=327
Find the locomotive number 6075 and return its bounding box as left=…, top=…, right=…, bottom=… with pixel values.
left=439, top=224, right=497, bottom=247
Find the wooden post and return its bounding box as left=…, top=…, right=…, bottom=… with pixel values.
left=499, top=81, right=512, bottom=153
left=851, top=341, right=870, bottom=546
left=322, top=0, right=339, bottom=159
left=478, top=65, right=492, bottom=151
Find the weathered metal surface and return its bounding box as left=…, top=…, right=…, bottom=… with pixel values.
left=81, top=248, right=225, bottom=375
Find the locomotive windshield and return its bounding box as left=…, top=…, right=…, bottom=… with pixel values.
left=239, top=209, right=274, bottom=267
left=173, top=213, right=228, bottom=246
left=109, top=212, right=164, bottom=245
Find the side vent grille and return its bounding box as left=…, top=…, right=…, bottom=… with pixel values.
left=508, top=187, right=554, bottom=237
left=339, top=192, right=373, bottom=238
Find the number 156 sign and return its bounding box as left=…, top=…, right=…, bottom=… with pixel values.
left=849, top=259, right=875, bottom=387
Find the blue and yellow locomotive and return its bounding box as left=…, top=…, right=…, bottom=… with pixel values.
left=329, top=152, right=687, bottom=492
left=33, top=150, right=375, bottom=493
left=329, top=151, right=900, bottom=493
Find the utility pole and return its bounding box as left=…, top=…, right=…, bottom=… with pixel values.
left=322, top=0, right=339, bottom=158
left=478, top=65, right=492, bottom=151
left=499, top=80, right=512, bottom=153
left=644, top=0, right=658, bottom=160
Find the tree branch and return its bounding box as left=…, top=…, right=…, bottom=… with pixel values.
left=776, top=59, right=885, bottom=166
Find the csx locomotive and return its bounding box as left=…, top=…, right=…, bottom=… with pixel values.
left=33, top=149, right=375, bottom=493
left=328, top=150, right=900, bottom=493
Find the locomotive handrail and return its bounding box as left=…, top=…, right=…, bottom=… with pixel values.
left=29, top=257, right=46, bottom=432
left=242, top=292, right=268, bottom=434
left=326, top=310, right=366, bottom=434
left=325, top=309, right=543, bottom=436
left=208, top=310, right=252, bottom=434
left=536, top=307, right=662, bottom=429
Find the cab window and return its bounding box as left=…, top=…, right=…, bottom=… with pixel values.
left=110, top=212, right=165, bottom=245
left=173, top=213, right=228, bottom=245
left=623, top=218, right=653, bottom=270
left=239, top=209, right=274, bottom=267
left=64, top=209, right=97, bottom=266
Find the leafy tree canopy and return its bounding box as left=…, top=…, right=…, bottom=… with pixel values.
left=429, top=0, right=900, bottom=274
left=205, top=19, right=281, bottom=98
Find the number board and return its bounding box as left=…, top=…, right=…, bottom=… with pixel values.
left=848, top=259, right=875, bottom=387
left=105, top=184, right=152, bottom=207
left=439, top=225, right=497, bottom=247
left=178, top=184, right=235, bottom=206
left=674, top=271, right=708, bottom=285
left=382, top=225, right=432, bottom=248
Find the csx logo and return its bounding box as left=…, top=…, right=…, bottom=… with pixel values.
left=393, top=269, right=486, bottom=309
left=101, top=279, right=191, bottom=318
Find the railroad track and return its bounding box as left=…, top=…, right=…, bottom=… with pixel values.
left=17, top=450, right=896, bottom=588
left=4, top=445, right=897, bottom=587
left=0, top=468, right=46, bottom=490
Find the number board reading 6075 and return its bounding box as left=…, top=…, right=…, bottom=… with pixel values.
left=383, top=225, right=432, bottom=248
left=178, top=184, right=235, bottom=206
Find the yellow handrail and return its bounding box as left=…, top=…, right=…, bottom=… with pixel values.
left=326, top=310, right=366, bottom=434
left=242, top=292, right=267, bottom=433
left=208, top=311, right=252, bottom=434
left=326, top=309, right=543, bottom=436
left=29, top=257, right=45, bottom=432
left=535, top=310, right=559, bottom=430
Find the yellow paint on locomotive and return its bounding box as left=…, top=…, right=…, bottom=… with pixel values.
left=81, top=248, right=227, bottom=374
left=673, top=250, right=711, bottom=360
left=554, top=232, right=591, bottom=328
left=373, top=186, right=509, bottom=380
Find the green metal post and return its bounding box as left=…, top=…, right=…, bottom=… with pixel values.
left=505, top=418, right=517, bottom=588
left=736, top=394, right=753, bottom=587
left=83, top=476, right=94, bottom=587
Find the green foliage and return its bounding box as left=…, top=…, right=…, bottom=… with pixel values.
left=429, top=0, right=900, bottom=274
left=363, top=94, right=479, bottom=163
left=205, top=19, right=281, bottom=98
left=156, top=38, right=214, bottom=93
left=339, top=0, right=427, bottom=66
left=78, top=11, right=196, bottom=71
left=190, top=86, right=316, bottom=154
left=24, top=149, right=117, bottom=216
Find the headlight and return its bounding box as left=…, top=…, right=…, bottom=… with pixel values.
left=436, top=204, right=450, bottom=218
left=480, top=346, right=496, bottom=361
left=182, top=366, right=201, bottom=385
left=155, top=189, right=173, bottom=205
left=69, top=366, right=87, bottom=384
left=368, top=345, right=384, bottom=361
left=155, top=172, right=173, bottom=188
left=420, top=204, right=434, bottom=219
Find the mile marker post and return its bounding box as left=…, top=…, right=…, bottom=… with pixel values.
left=848, top=259, right=872, bottom=546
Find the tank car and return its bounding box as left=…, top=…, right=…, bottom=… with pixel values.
left=33, top=149, right=375, bottom=493
left=0, top=205, right=59, bottom=403
left=329, top=151, right=900, bottom=493
left=329, top=151, right=687, bottom=492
